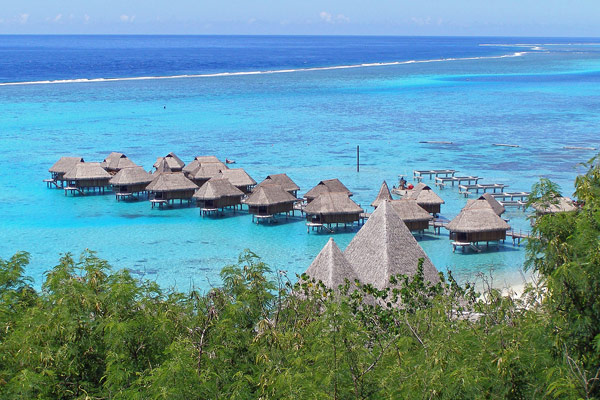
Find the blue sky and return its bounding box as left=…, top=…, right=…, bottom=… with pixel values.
left=1, top=0, right=599, bottom=36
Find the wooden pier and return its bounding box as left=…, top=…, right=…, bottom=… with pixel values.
left=458, top=183, right=508, bottom=196
left=434, top=175, right=482, bottom=188
left=506, top=230, right=532, bottom=246
left=413, top=169, right=457, bottom=181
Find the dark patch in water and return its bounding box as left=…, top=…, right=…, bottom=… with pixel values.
left=121, top=213, right=144, bottom=219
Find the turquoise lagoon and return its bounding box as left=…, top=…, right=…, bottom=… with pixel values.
left=1, top=37, right=599, bottom=290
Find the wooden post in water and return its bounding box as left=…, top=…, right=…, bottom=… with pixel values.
left=356, top=145, right=360, bottom=172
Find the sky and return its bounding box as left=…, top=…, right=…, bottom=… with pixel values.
left=1, top=0, right=599, bottom=36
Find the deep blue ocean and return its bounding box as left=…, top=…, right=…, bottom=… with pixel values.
left=1, top=35, right=599, bottom=291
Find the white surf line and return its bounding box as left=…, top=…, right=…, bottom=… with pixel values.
left=0, top=51, right=527, bottom=87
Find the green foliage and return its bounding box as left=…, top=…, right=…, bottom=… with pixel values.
left=2, top=151, right=600, bottom=400
left=527, top=154, right=600, bottom=398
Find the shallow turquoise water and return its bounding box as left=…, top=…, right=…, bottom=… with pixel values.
left=1, top=39, right=599, bottom=290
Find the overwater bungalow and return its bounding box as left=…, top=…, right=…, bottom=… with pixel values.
left=464, top=193, right=505, bottom=216
left=146, top=172, right=198, bottom=207
left=47, top=156, right=84, bottom=187
left=371, top=180, right=393, bottom=209
left=304, top=238, right=357, bottom=289
left=109, top=166, right=153, bottom=201
left=304, top=179, right=353, bottom=203
left=192, top=178, right=244, bottom=215
left=153, top=158, right=173, bottom=175
left=390, top=199, right=433, bottom=233
left=446, top=208, right=510, bottom=245
left=344, top=201, right=440, bottom=289
left=153, top=152, right=185, bottom=172
left=304, top=192, right=363, bottom=231
left=403, top=183, right=444, bottom=215
left=192, top=163, right=224, bottom=187
left=243, top=183, right=297, bottom=223
left=217, top=168, right=256, bottom=193
left=182, top=156, right=227, bottom=178
left=256, top=174, right=300, bottom=197
left=101, top=152, right=137, bottom=174
left=62, top=162, right=112, bottom=195
left=531, top=196, right=577, bottom=215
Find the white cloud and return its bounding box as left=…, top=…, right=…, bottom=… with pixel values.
left=336, top=14, right=350, bottom=23
left=19, top=13, right=29, bottom=24
left=319, top=11, right=332, bottom=23
left=120, top=14, right=135, bottom=23
left=319, top=11, right=350, bottom=24
left=411, top=16, right=432, bottom=26
left=53, top=14, right=62, bottom=22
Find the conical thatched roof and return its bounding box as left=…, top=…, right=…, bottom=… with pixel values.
left=446, top=209, right=510, bottom=233
left=109, top=166, right=153, bottom=186
left=257, top=174, right=300, bottom=193
left=194, top=155, right=223, bottom=164
left=153, top=158, right=172, bottom=175
left=404, top=183, right=444, bottom=206
left=193, top=164, right=223, bottom=180
left=153, top=152, right=185, bottom=170
left=304, top=179, right=352, bottom=200
left=344, top=201, right=439, bottom=288
left=193, top=178, right=244, bottom=200
left=465, top=194, right=505, bottom=216
left=183, top=156, right=227, bottom=175
left=371, top=180, right=393, bottom=208
left=101, top=152, right=137, bottom=171
left=63, top=162, right=111, bottom=181
left=304, top=192, right=363, bottom=215
left=146, top=172, right=198, bottom=192
left=49, top=157, right=84, bottom=173
left=305, top=238, right=357, bottom=289
left=532, top=196, right=577, bottom=214
left=390, top=199, right=433, bottom=222
left=217, top=168, right=256, bottom=187
left=243, top=184, right=297, bottom=206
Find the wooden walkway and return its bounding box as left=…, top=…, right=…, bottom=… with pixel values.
left=413, top=169, right=457, bottom=181
left=434, top=175, right=481, bottom=188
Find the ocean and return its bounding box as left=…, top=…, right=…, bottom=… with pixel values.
left=1, top=35, right=599, bottom=290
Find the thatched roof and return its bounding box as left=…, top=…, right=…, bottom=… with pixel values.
left=465, top=194, right=505, bottom=216
left=404, top=183, right=444, bottom=206
left=304, top=192, right=363, bottom=215
left=243, top=184, right=297, bottom=206
left=49, top=157, right=84, bottom=173
left=63, top=162, right=111, bottom=181
left=183, top=156, right=227, bottom=175
left=192, top=164, right=223, bottom=180
left=153, top=152, right=185, bottom=170
left=304, top=179, right=353, bottom=199
left=390, top=199, right=433, bottom=222
left=257, top=174, right=300, bottom=193
left=304, top=238, right=357, bottom=289
left=101, top=152, right=137, bottom=171
left=217, top=168, right=256, bottom=187
left=193, top=178, right=244, bottom=200
left=344, top=201, right=439, bottom=288
left=109, top=166, right=153, bottom=186
left=371, top=180, right=393, bottom=208
left=194, top=155, right=223, bottom=164
left=153, top=158, right=172, bottom=175
left=532, top=196, right=577, bottom=214
left=446, top=209, right=510, bottom=233
left=146, top=172, right=198, bottom=192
